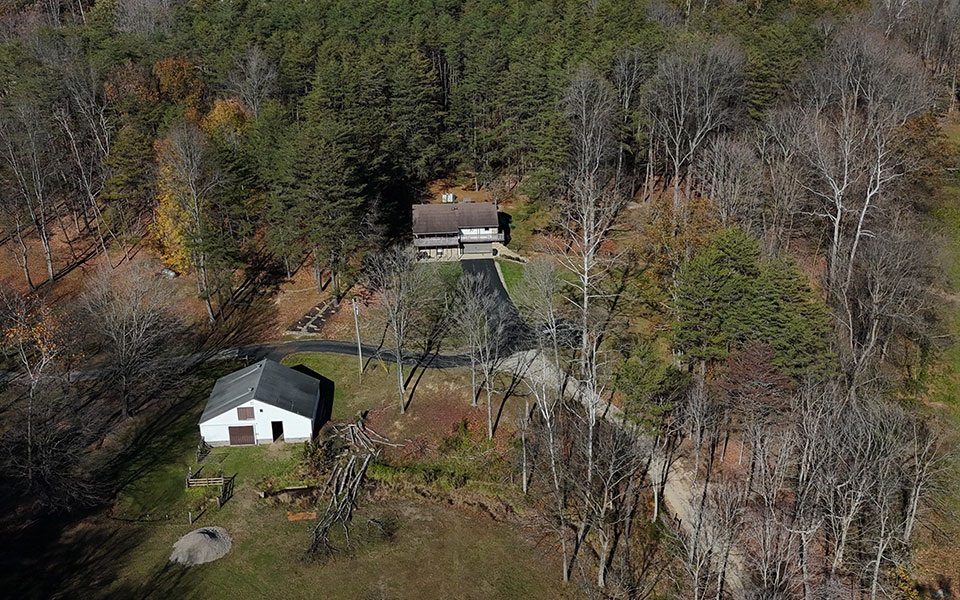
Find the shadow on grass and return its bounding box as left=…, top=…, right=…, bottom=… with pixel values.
left=105, top=362, right=240, bottom=500
left=289, top=364, right=335, bottom=430
left=0, top=363, right=240, bottom=598
left=0, top=515, right=144, bottom=599
left=132, top=561, right=196, bottom=599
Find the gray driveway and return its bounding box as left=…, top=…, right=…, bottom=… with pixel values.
left=460, top=259, right=530, bottom=354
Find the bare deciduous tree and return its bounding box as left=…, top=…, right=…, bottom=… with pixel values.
left=558, top=67, right=627, bottom=520
left=695, top=133, right=762, bottom=230
left=794, top=27, right=931, bottom=301
left=646, top=38, right=745, bottom=220
left=612, top=46, right=657, bottom=197
left=757, top=108, right=807, bottom=254
left=80, top=263, right=182, bottom=418
left=835, top=211, right=934, bottom=394
left=901, top=417, right=947, bottom=545
left=898, top=0, right=960, bottom=108
left=54, top=43, right=118, bottom=264
left=0, top=103, right=63, bottom=284
left=0, top=284, right=72, bottom=493
left=455, top=272, right=509, bottom=439
left=0, top=189, right=37, bottom=290
left=114, top=0, right=175, bottom=36
left=367, top=246, right=432, bottom=414
left=225, top=46, right=278, bottom=116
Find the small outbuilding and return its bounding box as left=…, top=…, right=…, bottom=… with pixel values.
left=199, top=359, right=332, bottom=446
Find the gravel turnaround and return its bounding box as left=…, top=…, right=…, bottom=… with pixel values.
left=170, top=527, right=232, bottom=566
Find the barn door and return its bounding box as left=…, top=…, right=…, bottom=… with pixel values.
left=228, top=426, right=255, bottom=446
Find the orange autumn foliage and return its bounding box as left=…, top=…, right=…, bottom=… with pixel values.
left=104, top=62, right=160, bottom=115
left=153, top=56, right=205, bottom=116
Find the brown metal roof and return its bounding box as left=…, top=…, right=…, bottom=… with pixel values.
left=412, top=203, right=499, bottom=235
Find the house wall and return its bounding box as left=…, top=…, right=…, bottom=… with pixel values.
left=199, top=399, right=315, bottom=446
left=462, top=242, right=493, bottom=254
left=459, top=227, right=497, bottom=236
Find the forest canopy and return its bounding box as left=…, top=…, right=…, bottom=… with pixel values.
left=1, top=0, right=960, bottom=598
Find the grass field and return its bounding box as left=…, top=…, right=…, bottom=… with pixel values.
left=7, top=355, right=564, bottom=600
left=497, top=259, right=525, bottom=298
left=502, top=197, right=552, bottom=253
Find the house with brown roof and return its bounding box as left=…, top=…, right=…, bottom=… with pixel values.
left=412, top=202, right=504, bottom=257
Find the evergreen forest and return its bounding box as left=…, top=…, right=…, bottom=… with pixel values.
left=2, top=0, right=960, bottom=598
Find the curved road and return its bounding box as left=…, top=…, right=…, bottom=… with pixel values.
left=242, top=259, right=531, bottom=366
left=0, top=260, right=529, bottom=384
left=238, top=340, right=474, bottom=369
left=0, top=258, right=746, bottom=594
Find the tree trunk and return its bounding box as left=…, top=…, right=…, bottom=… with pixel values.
left=199, top=268, right=215, bottom=322
left=470, top=357, right=478, bottom=406
left=485, top=383, right=493, bottom=440
left=11, top=220, right=34, bottom=291
left=395, top=350, right=405, bottom=414
left=313, top=246, right=323, bottom=294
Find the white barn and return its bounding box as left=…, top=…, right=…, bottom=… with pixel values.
left=198, top=359, right=332, bottom=446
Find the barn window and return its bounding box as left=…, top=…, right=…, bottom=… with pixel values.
left=237, top=407, right=254, bottom=420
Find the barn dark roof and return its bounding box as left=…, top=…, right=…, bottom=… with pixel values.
left=199, top=359, right=319, bottom=423
left=412, top=203, right=499, bottom=235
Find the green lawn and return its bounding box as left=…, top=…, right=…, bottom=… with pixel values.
left=280, top=351, right=415, bottom=421
left=27, top=355, right=565, bottom=600
left=503, top=198, right=552, bottom=252
left=932, top=199, right=960, bottom=421
left=497, top=258, right=524, bottom=298
left=928, top=119, right=960, bottom=424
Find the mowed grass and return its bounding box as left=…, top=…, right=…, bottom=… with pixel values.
left=280, top=352, right=475, bottom=423
left=497, top=258, right=524, bottom=298
left=502, top=197, right=552, bottom=252
left=931, top=197, right=960, bottom=421
left=99, top=494, right=565, bottom=600
left=37, top=354, right=563, bottom=600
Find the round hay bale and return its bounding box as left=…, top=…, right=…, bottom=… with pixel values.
left=169, top=527, right=232, bottom=566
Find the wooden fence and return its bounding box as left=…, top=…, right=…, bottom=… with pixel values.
left=185, top=468, right=236, bottom=523
left=196, top=441, right=212, bottom=464
left=217, top=475, right=235, bottom=507
left=185, top=466, right=224, bottom=488
left=187, top=477, right=225, bottom=488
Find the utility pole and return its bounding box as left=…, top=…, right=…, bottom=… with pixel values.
left=352, top=297, right=363, bottom=382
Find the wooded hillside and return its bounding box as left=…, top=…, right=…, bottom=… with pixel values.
left=2, top=0, right=960, bottom=598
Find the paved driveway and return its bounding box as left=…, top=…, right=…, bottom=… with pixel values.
left=460, top=259, right=530, bottom=354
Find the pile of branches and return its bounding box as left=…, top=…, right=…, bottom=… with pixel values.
left=306, top=418, right=398, bottom=560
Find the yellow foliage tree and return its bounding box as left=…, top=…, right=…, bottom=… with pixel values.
left=200, top=98, right=251, bottom=148
left=152, top=137, right=191, bottom=274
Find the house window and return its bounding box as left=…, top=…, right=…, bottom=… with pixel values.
left=237, top=407, right=254, bottom=420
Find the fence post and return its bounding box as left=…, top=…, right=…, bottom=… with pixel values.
left=188, top=510, right=192, bottom=524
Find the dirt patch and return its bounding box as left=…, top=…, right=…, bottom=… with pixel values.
left=427, top=178, right=495, bottom=204
left=286, top=511, right=317, bottom=521
left=169, top=526, right=232, bottom=566
left=270, top=269, right=325, bottom=338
